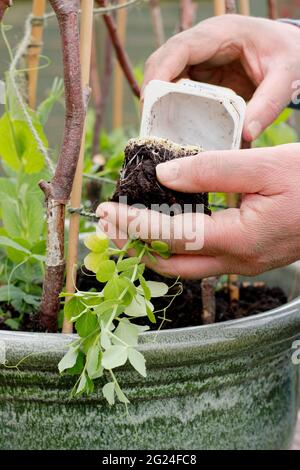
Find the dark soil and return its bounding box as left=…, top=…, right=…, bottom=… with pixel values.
left=111, top=137, right=211, bottom=214
left=76, top=269, right=287, bottom=330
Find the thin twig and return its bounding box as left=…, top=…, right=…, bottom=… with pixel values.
left=96, top=0, right=140, bottom=99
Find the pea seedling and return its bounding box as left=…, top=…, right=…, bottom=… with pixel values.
left=58, top=233, right=180, bottom=405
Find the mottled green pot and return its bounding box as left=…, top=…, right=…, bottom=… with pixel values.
left=0, top=265, right=300, bottom=450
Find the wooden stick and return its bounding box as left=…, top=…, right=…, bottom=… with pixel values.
left=149, top=0, right=165, bottom=47
left=239, top=0, right=250, bottom=16
left=201, top=277, right=217, bottom=324
left=267, top=0, right=277, bottom=20
left=214, top=0, right=225, bottom=15
left=113, top=5, right=127, bottom=129
left=63, top=0, right=94, bottom=334
left=27, top=0, right=46, bottom=109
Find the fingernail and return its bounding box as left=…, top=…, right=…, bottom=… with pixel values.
left=156, top=161, right=180, bottom=183
left=247, top=120, right=262, bottom=141
left=96, top=203, right=109, bottom=219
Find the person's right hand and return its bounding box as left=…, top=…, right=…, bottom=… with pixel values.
left=142, top=14, right=300, bottom=142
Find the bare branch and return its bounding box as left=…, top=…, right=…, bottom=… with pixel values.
left=38, top=0, right=86, bottom=331
left=96, top=0, right=140, bottom=99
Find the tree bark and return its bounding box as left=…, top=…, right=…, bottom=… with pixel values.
left=38, top=0, right=86, bottom=332
left=96, top=0, right=140, bottom=99
left=0, top=0, right=12, bottom=22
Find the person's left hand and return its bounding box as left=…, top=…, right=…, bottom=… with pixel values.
left=96, top=144, right=300, bottom=279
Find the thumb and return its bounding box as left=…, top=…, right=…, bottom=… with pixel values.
left=243, top=69, right=293, bottom=142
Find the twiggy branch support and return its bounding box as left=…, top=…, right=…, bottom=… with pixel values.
left=38, top=0, right=86, bottom=331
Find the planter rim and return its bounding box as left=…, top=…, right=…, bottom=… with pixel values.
left=1, top=264, right=300, bottom=368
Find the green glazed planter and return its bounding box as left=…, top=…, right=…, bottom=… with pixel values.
left=0, top=264, right=300, bottom=450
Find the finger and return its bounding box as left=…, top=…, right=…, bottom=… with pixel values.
left=146, top=254, right=226, bottom=279
left=244, top=69, right=294, bottom=141
left=141, top=24, right=221, bottom=97
left=155, top=147, right=276, bottom=194
left=97, top=202, right=244, bottom=257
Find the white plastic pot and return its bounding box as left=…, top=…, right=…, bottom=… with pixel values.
left=141, top=79, right=246, bottom=150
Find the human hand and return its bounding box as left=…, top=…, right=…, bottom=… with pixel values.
left=97, top=144, right=300, bottom=279
left=142, top=15, right=300, bottom=142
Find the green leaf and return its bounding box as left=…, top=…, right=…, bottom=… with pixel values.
left=64, top=350, right=85, bottom=376
left=24, top=193, right=45, bottom=242
left=146, top=281, right=169, bottom=298
left=64, top=297, right=86, bottom=322
left=84, top=252, right=108, bottom=273
left=100, top=329, right=111, bottom=350
left=114, top=382, right=130, bottom=404
left=128, top=348, right=146, bottom=377
left=37, top=77, right=64, bottom=126
left=4, top=318, right=20, bottom=330
left=151, top=241, right=170, bottom=254
left=120, top=263, right=145, bottom=281
left=102, top=345, right=128, bottom=370
left=96, top=260, right=116, bottom=282
left=146, top=302, right=156, bottom=324
left=58, top=347, right=79, bottom=373
left=84, top=233, right=109, bottom=253
left=95, top=299, right=123, bottom=317
left=103, top=276, right=123, bottom=301
left=0, top=285, right=25, bottom=302
left=0, top=113, right=21, bottom=171
left=117, top=257, right=139, bottom=272
left=114, top=319, right=140, bottom=347
left=86, top=341, right=103, bottom=379
left=124, top=294, right=148, bottom=318
left=0, top=236, right=31, bottom=254
left=138, top=275, right=151, bottom=300
left=102, top=382, right=115, bottom=405
left=75, top=310, right=98, bottom=337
